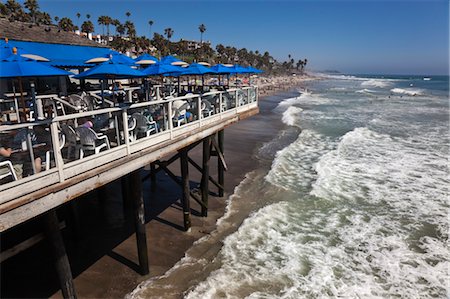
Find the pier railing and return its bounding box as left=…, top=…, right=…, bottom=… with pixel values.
left=0, top=86, right=258, bottom=213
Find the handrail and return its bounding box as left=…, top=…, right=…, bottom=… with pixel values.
left=0, top=86, right=258, bottom=194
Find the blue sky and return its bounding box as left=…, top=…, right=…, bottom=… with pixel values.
left=22, top=0, right=450, bottom=75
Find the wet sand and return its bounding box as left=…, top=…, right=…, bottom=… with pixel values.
left=0, top=76, right=308, bottom=299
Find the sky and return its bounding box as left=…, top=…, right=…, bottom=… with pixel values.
left=19, top=0, right=450, bottom=75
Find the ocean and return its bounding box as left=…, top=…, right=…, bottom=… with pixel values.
left=130, top=74, right=449, bottom=298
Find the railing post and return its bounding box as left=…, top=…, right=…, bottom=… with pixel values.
left=122, top=109, right=130, bottom=155
left=51, top=122, right=65, bottom=182
left=197, top=95, right=202, bottom=125
left=156, top=86, right=161, bottom=101
left=168, top=100, right=173, bottom=139
left=247, top=87, right=250, bottom=104
left=235, top=89, right=238, bottom=109
left=219, top=92, right=223, bottom=117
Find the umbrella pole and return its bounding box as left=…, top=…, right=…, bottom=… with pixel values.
left=18, top=77, right=27, bottom=119
left=12, top=83, right=20, bottom=123
left=26, top=127, right=37, bottom=174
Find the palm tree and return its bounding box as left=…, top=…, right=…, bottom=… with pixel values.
left=81, top=20, right=94, bottom=35
left=59, top=17, right=75, bottom=32
left=24, top=0, right=39, bottom=23
left=98, top=16, right=105, bottom=36
left=148, top=20, right=154, bottom=38
left=86, top=14, right=90, bottom=20
left=126, top=11, right=131, bottom=19
left=198, top=23, right=206, bottom=43
left=54, top=16, right=59, bottom=23
left=104, top=16, right=112, bottom=37
left=76, top=12, right=80, bottom=27
left=164, top=27, right=174, bottom=41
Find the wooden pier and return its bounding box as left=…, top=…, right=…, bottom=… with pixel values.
left=0, top=86, right=258, bottom=298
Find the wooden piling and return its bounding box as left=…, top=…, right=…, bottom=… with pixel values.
left=201, top=136, right=211, bottom=217
left=43, top=210, right=77, bottom=299
left=218, top=130, right=225, bottom=197
left=179, top=149, right=191, bottom=231
left=129, top=169, right=149, bottom=275
left=150, top=162, right=156, bottom=192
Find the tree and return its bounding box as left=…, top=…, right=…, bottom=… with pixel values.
left=198, top=23, right=206, bottom=43
left=126, top=11, right=130, bottom=19
left=97, top=16, right=105, bottom=36
left=164, top=27, right=174, bottom=41
left=24, top=0, right=39, bottom=23
left=104, top=16, right=112, bottom=37
left=116, top=23, right=126, bottom=37
left=86, top=14, right=90, bottom=20
left=59, top=17, right=75, bottom=32
left=81, top=20, right=94, bottom=34
left=76, top=12, right=80, bottom=26
left=148, top=20, right=154, bottom=38
left=5, top=0, right=28, bottom=22
left=124, top=20, right=136, bottom=38
left=36, top=11, right=51, bottom=25
left=54, top=16, right=59, bottom=23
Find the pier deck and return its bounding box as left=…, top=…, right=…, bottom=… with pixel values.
left=0, top=86, right=258, bottom=233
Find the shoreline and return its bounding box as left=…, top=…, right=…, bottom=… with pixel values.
left=2, top=75, right=310, bottom=299
left=63, top=75, right=310, bottom=299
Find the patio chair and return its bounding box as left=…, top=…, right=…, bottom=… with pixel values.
left=132, top=113, right=158, bottom=138
left=76, top=127, right=110, bottom=158
left=172, top=100, right=189, bottom=127
left=120, top=116, right=137, bottom=142
left=201, top=99, right=214, bottom=118
left=60, top=124, right=81, bottom=160
left=0, top=160, right=18, bottom=181
left=42, top=132, right=66, bottom=171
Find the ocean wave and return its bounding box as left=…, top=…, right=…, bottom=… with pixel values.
left=356, top=88, right=376, bottom=94
left=361, top=79, right=393, bottom=88
left=311, top=127, right=449, bottom=231
left=281, top=106, right=303, bottom=127
left=390, top=87, right=424, bottom=96
left=265, top=130, right=335, bottom=191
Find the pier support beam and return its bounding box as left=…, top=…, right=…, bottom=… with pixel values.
left=150, top=162, right=156, bottom=192
left=43, top=210, right=77, bottom=299
left=129, top=169, right=149, bottom=275
left=180, top=148, right=192, bottom=231
left=201, top=136, right=211, bottom=217
left=217, top=130, right=225, bottom=197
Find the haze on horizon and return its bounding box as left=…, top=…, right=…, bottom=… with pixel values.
left=32, top=0, right=449, bottom=75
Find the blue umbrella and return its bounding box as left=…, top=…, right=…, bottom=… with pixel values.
left=134, top=53, right=159, bottom=65
left=74, top=60, right=145, bottom=79
left=180, top=63, right=214, bottom=75
left=210, top=64, right=233, bottom=74
left=228, top=64, right=250, bottom=74
left=0, top=51, right=72, bottom=78
left=84, top=50, right=136, bottom=65
left=160, top=55, right=188, bottom=66
left=142, top=63, right=183, bottom=76
left=245, top=66, right=263, bottom=74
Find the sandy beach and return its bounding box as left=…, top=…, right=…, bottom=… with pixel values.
left=1, top=75, right=309, bottom=299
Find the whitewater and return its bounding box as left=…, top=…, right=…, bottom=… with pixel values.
left=131, top=74, right=449, bottom=298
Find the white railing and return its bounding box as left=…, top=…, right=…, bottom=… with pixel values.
left=0, top=86, right=258, bottom=203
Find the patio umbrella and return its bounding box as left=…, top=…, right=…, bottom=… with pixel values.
left=160, top=55, right=188, bottom=66
left=134, top=53, right=158, bottom=65
left=74, top=60, right=145, bottom=79
left=180, top=63, right=214, bottom=76
left=84, top=50, right=136, bottom=65
left=142, top=63, right=183, bottom=76
left=245, top=66, right=263, bottom=74
left=0, top=39, right=49, bottom=61
left=0, top=47, right=72, bottom=173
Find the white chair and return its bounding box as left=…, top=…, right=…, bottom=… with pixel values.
left=120, top=116, right=137, bottom=142
left=42, top=133, right=66, bottom=171
left=0, top=161, right=18, bottom=181
left=61, top=124, right=81, bottom=159
left=76, top=127, right=110, bottom=158
left=172, top=100, right=189, bottom=127
left=201, top=99, right=214, bottom=118
left=132, top=113, right=157, bottom=138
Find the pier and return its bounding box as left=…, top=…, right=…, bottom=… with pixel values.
left=0, top=86, right=258, bottom=297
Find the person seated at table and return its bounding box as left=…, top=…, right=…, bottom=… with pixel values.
left=0, top=143, right=23, bottom=180
left=113, top=81, right=126, bottom=104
